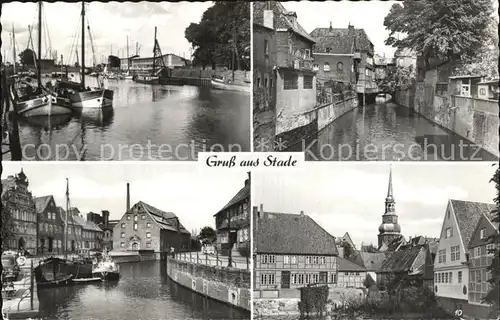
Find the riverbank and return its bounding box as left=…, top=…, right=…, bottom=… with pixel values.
left=2, top=261, right=39, bottom=319
left=166, top=257, right=251, bottom=312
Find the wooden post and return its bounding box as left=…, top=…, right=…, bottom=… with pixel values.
left=2, top=71, right=22, bottom=160
left=30, top=260, right=34, bottom=310
left=205, top=253, right=208, bottom=266
left=189, top=251, right=192, bottom=263
left=196, top=252, right=199, bottom=264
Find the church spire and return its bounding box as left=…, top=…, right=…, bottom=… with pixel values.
left=387, top=165, right=393, bottom=199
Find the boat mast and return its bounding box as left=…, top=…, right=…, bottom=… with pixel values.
left=37, top=2, right=42, bottom=88
left=65, top=178, right=69, bottom=260
left=81, top=0, right=85, bottom=88
left=11, top=24, right=16, bottom=75
left=126, top=35, right=129, bottom=71
left=152, top=27, right=157, bottom=76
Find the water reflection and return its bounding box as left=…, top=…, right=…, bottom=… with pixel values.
left=16, top=77, right=250, bottom=160
left=37, top=261, right=249, bottom=320
left=300, top=101, right=498, bottom=161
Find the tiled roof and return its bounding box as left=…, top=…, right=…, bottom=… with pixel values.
left=310, top=27, right=372, bottom=54
left=214, top=180, right=250, bottom=216
left=338, top=257, right=367, bottom=272
left=253, top=1, right=315, bottom=43
left=379, top=234, right=406, bottom=252
left=255, top=212, right=338, bottom=255
left=378, top=245, right=424, bottom=273
left=33, top=195, right=53, bottom=214
left=57, top=207, right=76, bottom=225
left=409, top=236, right=439, bottom=256
left=137, top=201, right=190, bottom=234
left=450, top=199, right=496, bottom=248
left=359, top=252, right=391, bottom=272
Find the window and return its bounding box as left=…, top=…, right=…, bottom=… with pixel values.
left=283, top=72, right=298, bottom=90
left=305, top=49, right=311, bottom=59
left=133, top=223, right=138, bottom=231
left=451, top=246, right=460, bottom=261
left=325, top=47, right=332, bottom=53
left=480, top=228, right=485, bottom=239
left=303, top=75, right=313, bottom=89
left=458, top=271, right=462, bottom=283
left=438, top=249, right=446, bottom=263
left=320, top=256, right=326, bottom=264
left=146, top=242, right=151, bottom=248
left=291, top=273, right=297, bottom=285
left=444, top=272, right=448, bottom=283
left=264, top=78, right=268, bottom=88
left=121, top=223, right=125, bottom=228
left=312, top=64, right=319, bottom=71
left=264, top=40, right=269, bottom=55
left=134, top=215, right=138, bottom=221
left=126, top=215, right=131, bottom=220
left=486, top=244, right=495, bottom=255
left=323, top=62, right=330, bottom=72
left=337, top=62, right=344, bottom=72
left=446, top=228, right=452, bottom=238
left=298, top=274, right=304, bottom=284
left=146, top=232, right=151, bottom=238
left=141, top=215, right=146, bottom=220
left=120, top=242, right=125, bottom=248
left=261, top=254, right=276, bottom=264
left=449, top=272, right=453, bottom=283
left=260, top=273, right=275, bottom=285
left=312, top=273, right=319, bottom=283
left=121, top=232, right=125, bottom=238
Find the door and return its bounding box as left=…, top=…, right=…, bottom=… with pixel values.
left=320, top=271, right=328, bottom=284
left=71, top=240, right=75, bottom=252
left=48, top=237, right=53, bottom=252
left=281, top=271, right=290, bottom=289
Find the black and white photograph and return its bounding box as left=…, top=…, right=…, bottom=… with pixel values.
left=253, top=1, right=499, bottom=161
left=1, top=1, right=250, bottom=161
left=253, top=162, right=499, bottom=319
left=1, top=163, right=251, bottom=319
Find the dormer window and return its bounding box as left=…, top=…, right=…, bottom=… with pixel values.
left=323, top=62, right=330, bottom=72
left=312, top=64, right=319, bottom=71
left=305, top=49, right=310, bottom=59
left=480, top=228, right=485, bottom=239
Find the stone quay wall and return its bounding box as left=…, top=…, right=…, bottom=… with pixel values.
left=396, top=85, right=499, bottom=158
left=166, top=257, right=251, bottom=311
left=276, top=94, right=359, bottom=150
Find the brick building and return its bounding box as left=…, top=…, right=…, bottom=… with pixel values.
left=58, top=207, right=83, bottom=253
left=34, top=195, right=65, bottom=254
left=214, top=174, right=251, bottom=256
left=1, top=170, right=38, bottom=254
left=467, top=208, right=498, bottom=318
left=253, top=2, right=317, bottom=145
left=310, top=23, right=378, bottom=103
left=71, top=212, right=103, bottom=251
left=253, top=206, right=339, bottom=299
left=124, top=53, right=190, bottom=73
left=253, top=3, right=278, bottom=151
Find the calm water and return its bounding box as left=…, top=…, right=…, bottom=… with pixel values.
left=296, top=101, right=498, bottom=161
left=37, top=261, right=250, bottom=320
left=13, top=76, right=250, bottom=161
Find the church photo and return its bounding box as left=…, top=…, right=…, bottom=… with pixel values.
left=252, top=162, right=498, bottom=319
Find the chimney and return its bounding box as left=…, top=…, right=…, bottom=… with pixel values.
left=126, top=183, right=130, bottom=212
left=253, top=206, right=258, bottom=231
left=300, top=210, right=304, bottom=216
left=245, top=172, right=250, bottom=187
left=329, top=21, right=332, bottom=31
left=102, top=210, right=109, bottom=229
left=263, top=9, right=274, bottom=30
left=286, top=12, right=298, bottom=29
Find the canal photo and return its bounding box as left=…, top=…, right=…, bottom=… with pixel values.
left=252, top=162, right=499, bottom=319
left=1, top=162, right=251, bottom=319
left=253, top=1, right=499, bottom=161
left=1, top=2, right=251, bottom=161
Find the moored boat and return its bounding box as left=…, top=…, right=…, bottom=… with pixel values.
left=211, top=78, right=251, bottom=93
left=92, top=249, right=120, bottom=281
left=134, top=75, right=159, bottom=84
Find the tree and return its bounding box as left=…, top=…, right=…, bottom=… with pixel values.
left=19, top=48, right=36, bottom=67
left=1, top=204, right=16, bottom=252
left=198, top=226, right=217, bottom=245
left=376, top=65, right=416, bottom=93
left=185, top=2, right=250, bottom=70
left=383, top=0, right=494, bottom=69
left=483, top=164, right=499, bottom=318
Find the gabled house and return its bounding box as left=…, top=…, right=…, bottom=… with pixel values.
left=34, top=195, right=64, bottom=254
left=467, top=208, right=498, bottom=318
left=377, top=243, right=434, bottom=290
left=214, top=174, right=250, bottom=256
left=434, top=199, right=495, bottom=315
left=359, top=251, right=392, bottom=284
left=310, top=23, right=378, bottom=100
left=254, top=206, right=339, bottom=299
left=337, top=257, right=368, bottom=288
left=57, top=206, right=83, bottom=253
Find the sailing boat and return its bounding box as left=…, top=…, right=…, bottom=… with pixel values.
left=123, top=36, right=134, bottom=80
left=133, top=27, right=165, bottom=84
left=34, top=178, right=94, bottom=288
left=9, top=2, right=73, bottom=117
left=54, top=1, right=114, bottom=109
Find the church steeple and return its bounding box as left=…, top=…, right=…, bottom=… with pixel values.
left=378, top=165, right=401, bottom=249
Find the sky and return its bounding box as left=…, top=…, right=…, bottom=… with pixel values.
left=1, top=1, right=213, bottom=66
left=253, top=162, right=497, bottom=247
left=280, top=1, right=398, bottom=58
left=2, top=162, right=247, bottom=235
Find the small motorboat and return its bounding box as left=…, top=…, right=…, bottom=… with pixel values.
left=92, top=249, right=120, bottom=281
left=72, top=277, right=102, bottom=284
left=211, top=76, right=250, bottom=93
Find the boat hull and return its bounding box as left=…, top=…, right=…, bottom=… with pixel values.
left=211, top=80, right=250, bottom=93
left=134, top=76, right=159, bottom=84
left=10, top=84, right=73, bottom=117
left=34, top=257, right=94, bottom=288
left=70, top=89, right=114, bottom=109
left=99, top=272, right=120, bottom=281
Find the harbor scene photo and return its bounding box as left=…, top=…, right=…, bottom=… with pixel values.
left=1, top=162, right=251, bottom=319
left=1, top=1, right=251, bottom=161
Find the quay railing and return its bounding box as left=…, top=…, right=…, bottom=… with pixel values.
left=173, top=251, right=249, bottom=270
left=2, top=259, right=38, bottom=318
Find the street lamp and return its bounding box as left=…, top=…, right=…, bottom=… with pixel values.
left=227, top=209, right=233, bottom=268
